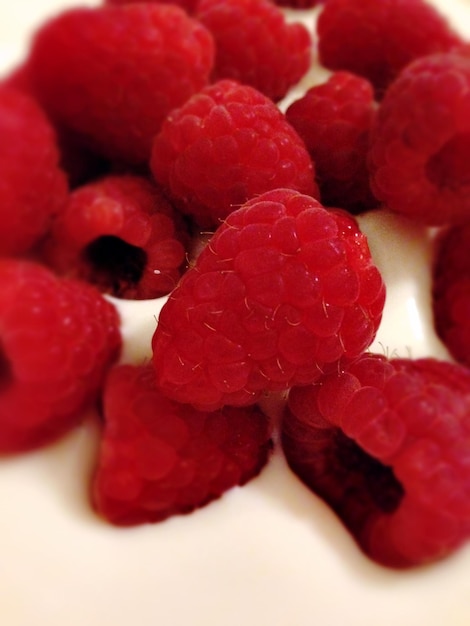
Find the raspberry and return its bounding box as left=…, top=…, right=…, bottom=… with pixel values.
left=286, top=71, right=378, bottom=213
left=196, top=0, right=312, bottom=102
left=282, top=354, right=470, bottom=568
left=41, top=175, right=189, bottom=300
left=0, top=259, right=121, bottom=452
left=105, top=0, right=200, bottom=14
left=433, top=221, right=470, bottom=366
left=369, top=50, right=470, bottom=225
left=0, top=86, right=68, bottom=256
left=150, top=80, right=318, bottom=227
left=92, top=363, right=272, bottom=526
left=152, top=188, right=385, bottom=411
left=317, top=0, right=463, bottom=98
left=27, top=4, right=214, bottom=164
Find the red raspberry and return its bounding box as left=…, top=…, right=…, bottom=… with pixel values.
left=152, top=188, right=385, bottom=411
left=92, top=363, right=272, bottom=526
left=27, top=4, right=214, bottom=164
left=41, top=175, right=188, bottom=300
left=317, top=0, right=463, bottom=98
left=433, top=221, right=470, bottom=366
left=196, top=0, right=312, bottom=102
left=0, top=86, right=68, bottom=256
left=286, top=71, right=378, bottom=213
left=105, top=0, right=200, bottom=14
left=150, top=80, right=318, bottom=227
left=282, top=354, right=470, bottom=568
left=0, top=259, right=121, bottom=453
left=368, top=50, right=470, bottom=225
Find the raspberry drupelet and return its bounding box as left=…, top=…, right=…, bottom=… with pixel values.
left=41, top=175, right=189, bottom=300
left=282, top=354, right=470, bottom=568
left=27, top=4, right=215, bottom=164
left=196, top=0, right=312, bottom=102
left=92, top=363, right=273, bottom=526
left=286, top=71, right=378, bottom=213
left=0, top=259, right=121, bottom=453
left=150, top=80, right=318, bottom=228
left=0, top=86, right=68, bottom=256
left=369, top=50, right=470, bottom=225
left=152, top=188, right=385, bottom=411
left=317, top=0, right=463, bottom=99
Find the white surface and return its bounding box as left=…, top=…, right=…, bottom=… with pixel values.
left=1, top=2, right=470, bottom=626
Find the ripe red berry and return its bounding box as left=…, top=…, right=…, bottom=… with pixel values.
left=150, top=80, right=318, bottom=227
left=317, top=0, right=463, bottom=98
left=0, top=86, right=68, bottom=256
left=369, top=50, right=470, bottom=225
left=92, top=363, right=272, bottom=526
left=433, top=221, right=470, bottom=366
left=0, top=259, right=121, bottom=452
left=196, top=0, right=312, bottom=102
left=41, top=175, right=189, bottom=300
left=27, top=4, right=214, bottom=164
left=286, top=71, right=378, bottom=213
left=152, top=188, right=385, bottom=411
left=282, top=354, right=470, bottom=568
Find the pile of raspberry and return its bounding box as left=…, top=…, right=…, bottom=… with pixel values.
left=1, top=0, right=470, bottom=571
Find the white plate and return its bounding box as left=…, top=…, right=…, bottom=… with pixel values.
left=1, top=2, right=470, bottom=625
